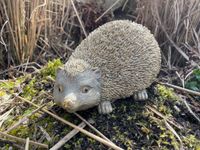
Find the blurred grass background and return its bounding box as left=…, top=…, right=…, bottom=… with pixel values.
left=0, top=0, right=199, bottom=73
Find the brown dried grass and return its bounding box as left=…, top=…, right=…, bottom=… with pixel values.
left=135, top=0, right=200, bottom=67
left=0, top=0, right=70, bottom=69
left=0, top=0, right=109, bottom=71
left=0, top=0, right=199, bottom=71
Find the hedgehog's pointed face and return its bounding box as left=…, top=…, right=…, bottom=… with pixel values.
left=53, top=67, right=101, bottom=113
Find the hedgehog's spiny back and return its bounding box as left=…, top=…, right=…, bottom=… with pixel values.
left=70, top=20, right=161, bottom=101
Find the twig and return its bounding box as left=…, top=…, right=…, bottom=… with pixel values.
left=95, top=0, right=122, bottom=22
left=70, top=0, right=87, bottom=37
left=0, top=131, right=48, bottom=149
left=159, top=82, right=200, bottom=96
left=146, top=105, right=183, bottom=129
left=74, top=112, right=114, bottom=144
left=25, top=137, right=30, bottom=150
left=0, top=62, right=41, bottom=75
left=164, top=120, right=184, bottom=150
left=0, top=108, right=14, bottom=128
left=179, top=95, right=200, bottom=123
left=5, top=104, right=46, bottom=133
left=15, top=95, right=123, bottom=150
left=50, top=120, right=92, bottom=150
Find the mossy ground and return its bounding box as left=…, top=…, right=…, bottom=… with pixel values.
left=0, top=59, right=200, bottom=150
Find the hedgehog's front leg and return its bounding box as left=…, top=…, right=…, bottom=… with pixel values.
left=98, top=101, right=113, bottom=114
left=134, top=89, right=148, bottom=100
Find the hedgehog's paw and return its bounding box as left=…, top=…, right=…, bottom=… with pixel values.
left=98, top=101, right=113, bottom=114
left=134, top=89, right=148, bottom=100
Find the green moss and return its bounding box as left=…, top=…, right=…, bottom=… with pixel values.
left=40, top=59, right=63, bottom=78
left=183, top=135, right=200, bottom=149
left=0, top=76, right=26, bottom=92
left=9, top=125, right=30, bottom=138
left=22, top=77, right=38, bottom=100
left=156, top=84, right=178, bottom=101
left=0, top=90, right=7, bottom=96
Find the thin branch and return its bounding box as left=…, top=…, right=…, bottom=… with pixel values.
left=50, top=120, right=90, bottom=150
left=160, top=82, right=200, bottom=97
left=164, top=120, right=184, bottom=150
left=180, top=95, right=200, bottom=123
left=74, top=112, right=114, bottom=144
left=70, top=0, right=87, bottom=37
left=25, top=137, right=30, bottom=150
left=95, top=0, right=122, bottom=22
left=0, top=62, right=41, bottom=75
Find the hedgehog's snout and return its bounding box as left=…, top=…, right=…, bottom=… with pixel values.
left=61, top=93, right=78, bottom=112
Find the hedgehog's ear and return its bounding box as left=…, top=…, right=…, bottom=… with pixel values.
left=91, top=67, right=101, bottom=79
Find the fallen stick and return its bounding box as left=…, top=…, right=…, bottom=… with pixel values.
left=0, top=131, right=48, bottom=149
left=15, top=95, right=123, bottom=150
left=70, top=0, right=87, bottom=37
left=25, top=137, right=30, bottom=150
left=146, top=105, right=183, bottom=129
left=95, top=0, right=122, bottom=22
left=159, top=82, right=200, bottom=96
left=74, top=112, right=114, bottom=144
left=50, top=120, right=92, bottom=150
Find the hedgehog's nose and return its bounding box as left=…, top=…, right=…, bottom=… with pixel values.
left=63, top=99, right=75, bottom=108
left=62, top=93, right=77, bottom=108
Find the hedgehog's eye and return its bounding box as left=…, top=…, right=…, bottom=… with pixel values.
left=81, top=86, right=91, bottom=93
left=57, top=84, right=63, bottom=92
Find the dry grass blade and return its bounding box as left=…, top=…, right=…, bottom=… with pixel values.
left=180, top=96, right=200, bottom=123
left=0, top=0, right=50, bottom=65
left=0, top=20, right=8, bottom=52
left=0, top=108, right=14, bottom=128
left=39, top=126, right=52, bottom=142
left=146, top=105, right=183, bottom=129
left=74, top=112, right=115, bottom=144
left=70, top=0, right=87, bottom=37
left=15, top=95, right=123, bottom=150
left=164, top=120, right=184, bottom=150
left=5, top=104, right=46, bottom=133
left=0, top=62, right=41, bottom=75
left=0, top=131, right=48, bottom=149
left=95, top=0, right=122, bottom=22
left=136, top=0, right=200, bottom=67
left=50, top=120, right=90, bottom=150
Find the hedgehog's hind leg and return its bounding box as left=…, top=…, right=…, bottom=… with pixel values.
left=98, top=101, right=113, bottom=114
left=133, top=89, right=148, bottom=100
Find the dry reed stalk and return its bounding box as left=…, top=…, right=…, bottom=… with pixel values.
left=0, top=0, right=72, bottom=67
left=0, top=0, right=47, bottom=64
left=136, top=0, right=200, bottom=67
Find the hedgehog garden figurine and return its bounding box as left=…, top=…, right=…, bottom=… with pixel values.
left=53, top=20, right=161, bottom=114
